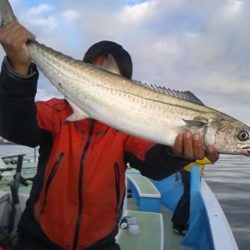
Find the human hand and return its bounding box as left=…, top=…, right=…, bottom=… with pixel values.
left=173, top=131, right=219, bottom=163
left=0, top=21, right=35, bottom=75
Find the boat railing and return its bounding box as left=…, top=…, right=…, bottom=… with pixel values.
left=200, top=179, right=239, bottom=250
left=0, top=154, right=33, bottom=247
left=2, top=154, right=30, bottom=165
left=126, top=171, right=161, bottom=213
left=182, top=166, right=239, bottom=250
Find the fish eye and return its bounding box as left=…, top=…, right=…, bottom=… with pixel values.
left=238, top=130, right=249, bottom=141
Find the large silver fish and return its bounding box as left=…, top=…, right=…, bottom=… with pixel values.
left=1, top=0, right=250, bottom=155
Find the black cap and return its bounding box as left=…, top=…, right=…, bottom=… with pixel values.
left=83, top=41, right=133, bottom=79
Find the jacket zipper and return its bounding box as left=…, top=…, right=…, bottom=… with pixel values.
left=40, top=152, right=64, bottom=214
left=114, top=162, right=121, bottom=213
left=72, top=119, right=95, bottom=250
left=78, top=162, right=124, bottom=250
left=114, top=162, right=125, bottom=221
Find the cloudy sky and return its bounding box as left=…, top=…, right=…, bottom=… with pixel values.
left=1, top=0, right=250, bottom=124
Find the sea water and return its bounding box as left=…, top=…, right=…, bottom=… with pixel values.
left=205, top=155, right=250, bottom=250
left=0, top=144, right=37, bottom=162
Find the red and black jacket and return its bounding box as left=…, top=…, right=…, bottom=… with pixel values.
left=0, top=59, right=190, bottom=249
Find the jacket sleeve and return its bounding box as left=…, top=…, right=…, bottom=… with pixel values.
left=0, top=57, right=42, bottom=147
left=124, top=135, right=191, bottom=180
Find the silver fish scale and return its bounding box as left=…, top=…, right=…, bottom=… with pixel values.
left=27, top=41, right=232, bottom=146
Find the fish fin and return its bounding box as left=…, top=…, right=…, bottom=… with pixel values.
left=183, top=117, right=208, bottom=127
left=101, top=54, right=120, bottom=75
left=66, top=101, right=90, bottom=121
left=176, top=90, right=204, bottom=105
left=134, top=80, right=204, bottom=106
left=0, top=0, right=17, bottom=27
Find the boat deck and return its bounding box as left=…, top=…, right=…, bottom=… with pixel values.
left=117, top=210, right=163, bottom=250
left=117, top=170, right=191, bottom=250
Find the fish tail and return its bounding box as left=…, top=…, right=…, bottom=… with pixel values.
left=0, top=0, right=16, bottom=27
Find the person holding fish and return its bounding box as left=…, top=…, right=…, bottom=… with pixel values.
left=0, top=2, right=220, bottom=250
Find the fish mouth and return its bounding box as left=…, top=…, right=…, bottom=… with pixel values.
left=241, top=146, right=250, bottom=156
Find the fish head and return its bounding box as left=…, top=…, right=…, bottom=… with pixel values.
left=208, top=117, right=250, bottom=156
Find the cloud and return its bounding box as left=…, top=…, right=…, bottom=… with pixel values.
left=61, top=10, right=79, bottom=22
left=27, top=4, right=52, bottom=16
left=21, top=4, right=57, bottom=32
left=2, top=0, right=250, bottom=125
left=119, top=1, right=156, bottom=24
